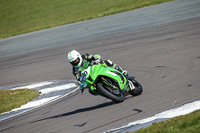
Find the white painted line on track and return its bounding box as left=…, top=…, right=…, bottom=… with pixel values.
left=105, top=100, right=200, bottom=133
left=11, top=81, right=54, bottom=90
left=39, top=83, right=76, bottom=94
left=12, top=96, right=61, bottom=112
left=0, top=80, right=78, bottom=122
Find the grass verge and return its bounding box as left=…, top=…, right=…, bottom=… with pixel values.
left=0, top=0, right=174, bottom=39
left=0, top=89, right=39, bottom=114
left=129, top=109, right=200, bottom=133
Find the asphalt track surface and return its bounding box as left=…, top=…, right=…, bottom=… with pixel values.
left=0, top=0, right=200, bottom=133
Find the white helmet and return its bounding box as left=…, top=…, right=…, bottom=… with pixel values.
left=67, top=50, right=83, bottom=67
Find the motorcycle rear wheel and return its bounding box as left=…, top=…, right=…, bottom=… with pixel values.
left=97, top=83, right=125, bottom=103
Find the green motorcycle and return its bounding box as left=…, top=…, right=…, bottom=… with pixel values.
left=79, top=63, right=143, bottom=103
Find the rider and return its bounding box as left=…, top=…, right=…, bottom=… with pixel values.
left=67, top=50, right=128, bottom=93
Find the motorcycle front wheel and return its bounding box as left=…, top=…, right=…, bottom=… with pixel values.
left=129, top=79, right=143, bottom=96
left=96, top=83, right=125, bottom=103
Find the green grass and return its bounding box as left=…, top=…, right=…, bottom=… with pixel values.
left=129, top=109, right=200, bottom=133
left=0, top=0, right=173, bottom=39
left=0, top=89, right=39, bottom=114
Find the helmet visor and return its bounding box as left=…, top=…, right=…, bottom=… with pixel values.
left=70, top=57, right=80, bottom=67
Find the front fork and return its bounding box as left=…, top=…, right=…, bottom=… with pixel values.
left=101, top=77, right=127, bottom=97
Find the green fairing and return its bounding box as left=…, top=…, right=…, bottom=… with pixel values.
left=80, top=63, right=130, bottom=96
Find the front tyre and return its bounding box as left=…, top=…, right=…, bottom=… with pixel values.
left=129, top=79, right=143, bottom=96
left=97, top=83, right=125, bottom=103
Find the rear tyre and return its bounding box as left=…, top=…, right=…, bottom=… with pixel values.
left=129, top=79, right=143, bottom=96
left=97, top=83, right=124, bottom=103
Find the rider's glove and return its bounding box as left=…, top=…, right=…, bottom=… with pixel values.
left=82, top=53, right=96, bottom=61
